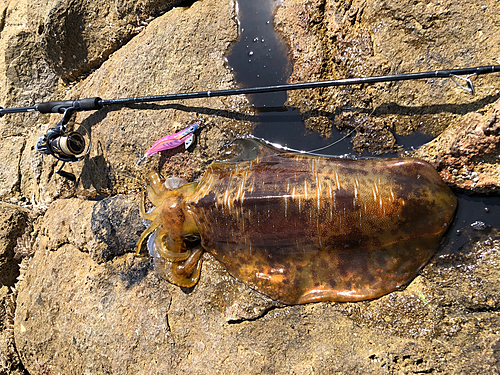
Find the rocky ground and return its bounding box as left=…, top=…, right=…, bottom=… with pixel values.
left=0, top=0, right=499, bottom=374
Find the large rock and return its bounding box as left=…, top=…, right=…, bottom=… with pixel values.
left=14, top=191, right=500, bottom=374
left=0, top=137, right=24, bottom=200
left=38, top=0, right=184, bottom=81
left=0, top=203, right=28, bottom=374
left=0, top=1, right=58, bottom=203
left=37, top=195, right=143, bottom=263
left=1, top=0, right=184, bottom=103
left=19, top=0, right=252, bottom=203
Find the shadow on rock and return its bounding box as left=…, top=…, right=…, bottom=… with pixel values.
left=118, top=256, right=154, bottom=289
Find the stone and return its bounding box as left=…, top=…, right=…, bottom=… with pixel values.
left=39, top=0, right=185, bottom=81
left=0, top=137, right=24, bottom=200
left=38, top=194, right=143, bottom=263
left=413, top=100, right=500, bottom=193
left=0, top=202, right=28, bottom=287
left=90, top=194, right=145, bottom=262
left=14, top=195, right=277, bottom=374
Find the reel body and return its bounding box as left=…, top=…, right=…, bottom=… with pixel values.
left=36, top=107, right=91, bottom=180
left=36, top=124, right=90, bottom=163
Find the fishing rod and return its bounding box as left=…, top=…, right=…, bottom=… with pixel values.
left=0, top=65, right=499, bottom=180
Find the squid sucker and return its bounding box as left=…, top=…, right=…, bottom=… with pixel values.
left=136, top=138, right=457, bottom=304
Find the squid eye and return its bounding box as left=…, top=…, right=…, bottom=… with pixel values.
left=183, top=235, right=201, bottom=243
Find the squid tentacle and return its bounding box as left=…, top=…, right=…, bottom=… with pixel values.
left=170, top=247, right=204, bottom=288
left=155, top=229, right=192, bottom=262
left=135, top=213, right=163, bottom=255
left=139, top=191, right=163, bottom=221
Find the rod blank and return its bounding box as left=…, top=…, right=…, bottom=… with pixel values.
left=98, top=65, right=500, bottom=106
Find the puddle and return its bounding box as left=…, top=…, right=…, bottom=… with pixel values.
left=444, top=193, right=500, bottom=255
left=393, top=131, right=435, bottom=152
left=227, top=0, right=355, bottom=154
left=227, top=0, right=437, bottom=156
left=228, top=0, right=288, bottom=108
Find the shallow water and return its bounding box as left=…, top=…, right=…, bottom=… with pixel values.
left=227, top=0, right=500, bottom=250
left=227, top=0, right=356, bottom=155
left=446, top=193, right=500, bottom=255
left=227, top=1, right=438, bottom=157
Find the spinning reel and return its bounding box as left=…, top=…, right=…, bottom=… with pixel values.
left=35, top=107, right=92, bottom=181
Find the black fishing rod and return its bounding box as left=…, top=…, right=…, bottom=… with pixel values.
left=0, top=65, right=499, bottom=180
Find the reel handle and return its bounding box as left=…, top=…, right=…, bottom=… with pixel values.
left=56, top=163, right=76, bottom=181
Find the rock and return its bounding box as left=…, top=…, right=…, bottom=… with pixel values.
left=335, top=228, right=500, bottom=373
left=39, top=0, right=185, bottom=81
left=0, top=0, right=184, bottom=200
left=413, top=100, right=500, bottom=193
left=0, top=0, right=59, bottom=118
left=0, top=203, right=28, bottom=287
left=275, top=0, right=500, bottom=157
left=0, top=285, right=24, bottom=375
left=14, top=195, right=500, bottom=373
left=0, top=137, right=25, bottom=199
left=0, top=203, right=29, bottom=374
left=1, top=0, right=185, bottom=101
left=38, top=194, right=142, bottom=263
left=90, top=194, right=145, bottom=262
left=0, top=0, right=56, bottom=201
left=18, top=0, right=252, bottom=203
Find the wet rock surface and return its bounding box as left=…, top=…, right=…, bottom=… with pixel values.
left=336, top=229, right=500, bottom=373
left=0, top=0, right=499, bottom=374
left=414, top=99, right=500, bottom=192
left=275, top=0, right=500, bottom=158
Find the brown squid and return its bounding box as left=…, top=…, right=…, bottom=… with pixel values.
left=136, top=138, right=457, bottom=304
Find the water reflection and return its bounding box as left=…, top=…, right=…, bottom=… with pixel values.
left=229, top=0, right=288, bottom=108
left=446, top=194, right=500, bottom=254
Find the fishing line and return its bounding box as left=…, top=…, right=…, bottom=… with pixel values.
left=306, top=123, right=362, bottom=153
